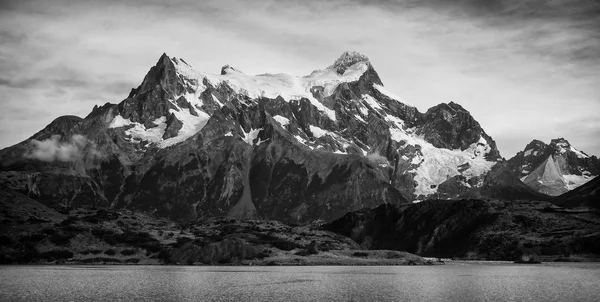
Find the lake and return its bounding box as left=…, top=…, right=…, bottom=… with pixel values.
left=1, top=263, right=599, bottom=301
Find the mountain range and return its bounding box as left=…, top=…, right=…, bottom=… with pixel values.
left=0, top=51, right=598, bottom=223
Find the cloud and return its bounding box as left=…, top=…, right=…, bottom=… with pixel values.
left=366, top=152, right=389, bottom=165
left=24, top=134, right=102, bottom=162
left=0, top=0, right=598, bottom=159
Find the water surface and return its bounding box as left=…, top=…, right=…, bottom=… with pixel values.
left=1, top=263, right=599, bottom=301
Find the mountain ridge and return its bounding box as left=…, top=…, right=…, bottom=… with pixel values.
left=0, top=51, right=575, bottom=223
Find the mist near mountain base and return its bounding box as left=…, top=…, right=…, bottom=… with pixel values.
left=23, top=134, right=102, bottom=162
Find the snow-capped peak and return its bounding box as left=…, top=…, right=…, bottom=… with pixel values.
left=328, top=51, right=370, bottom=75
left=220, top=65, right=243, bottom=75
left=550, top=138, right=589, bottom=158
left=551, top=138, right=572, bottom=155
left=168, top=54, right=197, bottom=79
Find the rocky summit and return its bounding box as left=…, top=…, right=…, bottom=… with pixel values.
left=0, top=51, right=536, bottom=223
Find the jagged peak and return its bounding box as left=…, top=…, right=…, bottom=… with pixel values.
left=550, top=137, right=571, bottom=147
left=220, top=64, right=243, bottom=75
left=156, top=52, right=174, bottom=67
left=549, top=137, right=591, bottom=158
left=524, top=139, right=547, bottom=151
left=328, top=51, right=371, bottom=75
left=426, top=101, right=468, bottom=115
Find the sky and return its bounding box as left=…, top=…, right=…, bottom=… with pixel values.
left=0, top=0, right=599, bottom=158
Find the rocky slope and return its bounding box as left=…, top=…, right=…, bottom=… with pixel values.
left=0, top=184, right=430, bottom=265
left=506, top=138, right=600, bottom=196
left=324, top=199, right=600, bottom=261
left=552, top=176, right=599, bottom=209
left=0, top=51, right=502, bottom=222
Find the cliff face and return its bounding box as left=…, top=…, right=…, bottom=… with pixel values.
left=0, top=52, right=502, bottom=222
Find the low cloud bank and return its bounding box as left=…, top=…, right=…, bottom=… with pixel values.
left=24, top=134, right=102, bottom=162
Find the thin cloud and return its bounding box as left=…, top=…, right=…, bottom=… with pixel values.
left=0, top=0, right=598, bottom=159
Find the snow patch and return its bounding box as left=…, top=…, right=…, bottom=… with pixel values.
left=294, top=135, right=307, bottom=145
left=255, top=137, right=269, bottom=146
left=273, top=115, right=290, bottom=126
left=224, top=131, right=233, bottom=137
left=181, top=92, right=203, bottom=108
left=211, top=94, right=224, bottom=108
left=125, top=116, right=167, bottom=144
left=384, top=114, right=405, bottom=129
left=354, top=114, right=366, bottom=123
left=569, top=145, right=589, bottom=159
left=241, top=127, right=263, bottom=146
left=309, top=125, right=329, bottom=138
left=109, top=115, right=133, bottom=128
left=160, top=109, right=211, bottom=148
left=362, top=94, right=382, bottom=110
left=563, top=174, right=592, bottom=190
left=390, top=126, right=496, bottom=196
left=294, top=135, right=315, bottom=150
left=373, top=84, right=413, bottom=107
left=460, top=179, right=472, bottom=188
left=358, top=106, right=369, bottom=116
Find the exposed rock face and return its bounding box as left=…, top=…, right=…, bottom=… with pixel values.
left=417, top=102, right=500, bottom=160
left=324, top=199, right=600, bottom=260
left=0, top=51, right=503, bottom=222
left=506, top=138, right=600, bottom=196
left=163, top=113, right=183, bottom=139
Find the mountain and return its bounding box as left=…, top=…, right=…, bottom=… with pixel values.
left=0, top=51, right=502, bottom=222
left=506, top=138, right=600, bottom=196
